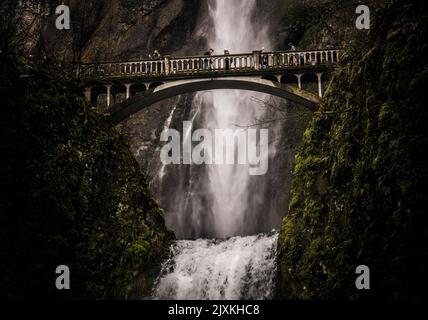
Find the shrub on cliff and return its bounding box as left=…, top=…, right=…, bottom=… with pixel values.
left=0, top=55, right=173, bottom=299
left=277, top=0, right=428, bottom=299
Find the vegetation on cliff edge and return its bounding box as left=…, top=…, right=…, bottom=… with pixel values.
left=277, top=0, right=428, bottom=299
left=0, top=55, right=173, bottom=299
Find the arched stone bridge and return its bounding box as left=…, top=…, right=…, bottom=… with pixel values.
left=80, top=49, right=340, bottom=123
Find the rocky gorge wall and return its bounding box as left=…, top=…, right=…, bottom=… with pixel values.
left=277, top=0, right=428, bottom=299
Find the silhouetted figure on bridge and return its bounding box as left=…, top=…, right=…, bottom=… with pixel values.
left=256, top=47, right=270, bottom=69
left=224, top=49, right=231, bottom=70
left=288, top=43, right=298, bottom=66
left=96, top=64, right=105, bottom=76
left=261, top=54, right=268, bottom=69
left=153, top=50, right=161, bottom=60
left=204, top=48, right=214, bottom=55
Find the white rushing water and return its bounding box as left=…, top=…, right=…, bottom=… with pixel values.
left=156, top=0, right=282, bottom=239
left=151, top=0, right=280, bottom=299
left=153, top=232, right=278, bottom=300
left=197, top=0, right=273, bottom=237
left=158, top=105, right=177, bottom=182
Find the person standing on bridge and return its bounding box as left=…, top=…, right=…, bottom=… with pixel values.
left=153, top=50, right=161, bottom=60
left=288, top=43, right=297, bottom=65
left=96, top=64, right=105, bottom=76
left=261, top=52, right=268, bottom=69
left=300, top=52, right=305, bottom=66
left=224, top=49, right=231, bottom=70
left=204, top=48, right=214, bottom=70
left=258, top=47, right=265, bottom=69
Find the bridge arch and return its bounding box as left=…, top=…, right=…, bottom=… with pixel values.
left=110, top=83, right=127, bottom=104
left=261, top=75, right=279, bottom=83
left=108, top=78, right=319, bottom=123
left=301, top=73, right=319, bottom=96
left=149, top=82, right=165, bottom=90
left=280, top=73, right=298, bottom=86
left=87, top=85, right=107, bottom=107
left=130, top=82, right=147, bottom=97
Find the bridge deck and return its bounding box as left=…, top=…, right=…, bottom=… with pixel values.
left=80, top=49, right=340, bottom=83
left=83, top=65, right=335, bottom=84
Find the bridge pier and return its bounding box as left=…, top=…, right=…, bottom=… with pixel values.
left=125, top=83, right=132, bottom=99
left=295, top=74, right=303, bottom=89
left=106, top=85, right=112, bottom=107
left=316, top=73, right=323, bottom=97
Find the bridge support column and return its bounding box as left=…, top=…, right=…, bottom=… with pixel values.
left=295, top=74, right=303, bottom=89
left=84, top=87, right=91, bottom=103
left=316, top=73, right=323, bottom=97
left=106, top=85, right=112, bottom=107
left=125, top=83, right=132, bottom=99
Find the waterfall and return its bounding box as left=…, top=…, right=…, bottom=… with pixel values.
left=197, top=0, right=274, bottom=237
left=151, top=0, right=281, bottom=300
left=157, top=0, right=280, bottom=239
left=158, top=106, right=177, bottom=182
left=153, top=232, right=278, bottom=300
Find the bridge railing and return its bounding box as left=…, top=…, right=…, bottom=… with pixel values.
left=261, top=49, right=340, bottom=68
left=79, top=49, right=340, bottom=79
left=168, top=52, right=255, bottom=74
left=80, top=58, right=167, bottom=78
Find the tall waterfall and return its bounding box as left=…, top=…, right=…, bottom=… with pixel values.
left=156, top=0, right=282, bottom=239
left=152, top=0, right=281, bottom=300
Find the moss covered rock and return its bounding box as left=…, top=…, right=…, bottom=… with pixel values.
left=0, top=55, right=174, bottom=299
left=277, top=0, right=428, bottom=300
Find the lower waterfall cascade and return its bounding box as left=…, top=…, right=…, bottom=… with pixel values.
left=152, top=232, right=278, bottom=300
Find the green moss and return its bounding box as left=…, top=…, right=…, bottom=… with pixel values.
left=277, top=0, right=428, bottom=300
left=0, top=56, right=174, bottom=299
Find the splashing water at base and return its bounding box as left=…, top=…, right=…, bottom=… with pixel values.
left=152, top=232, right=278, bottom=300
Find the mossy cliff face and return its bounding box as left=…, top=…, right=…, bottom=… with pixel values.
left=0, top=56, right=174, bottom=299
left=277, top=0, right=428, bottom=299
